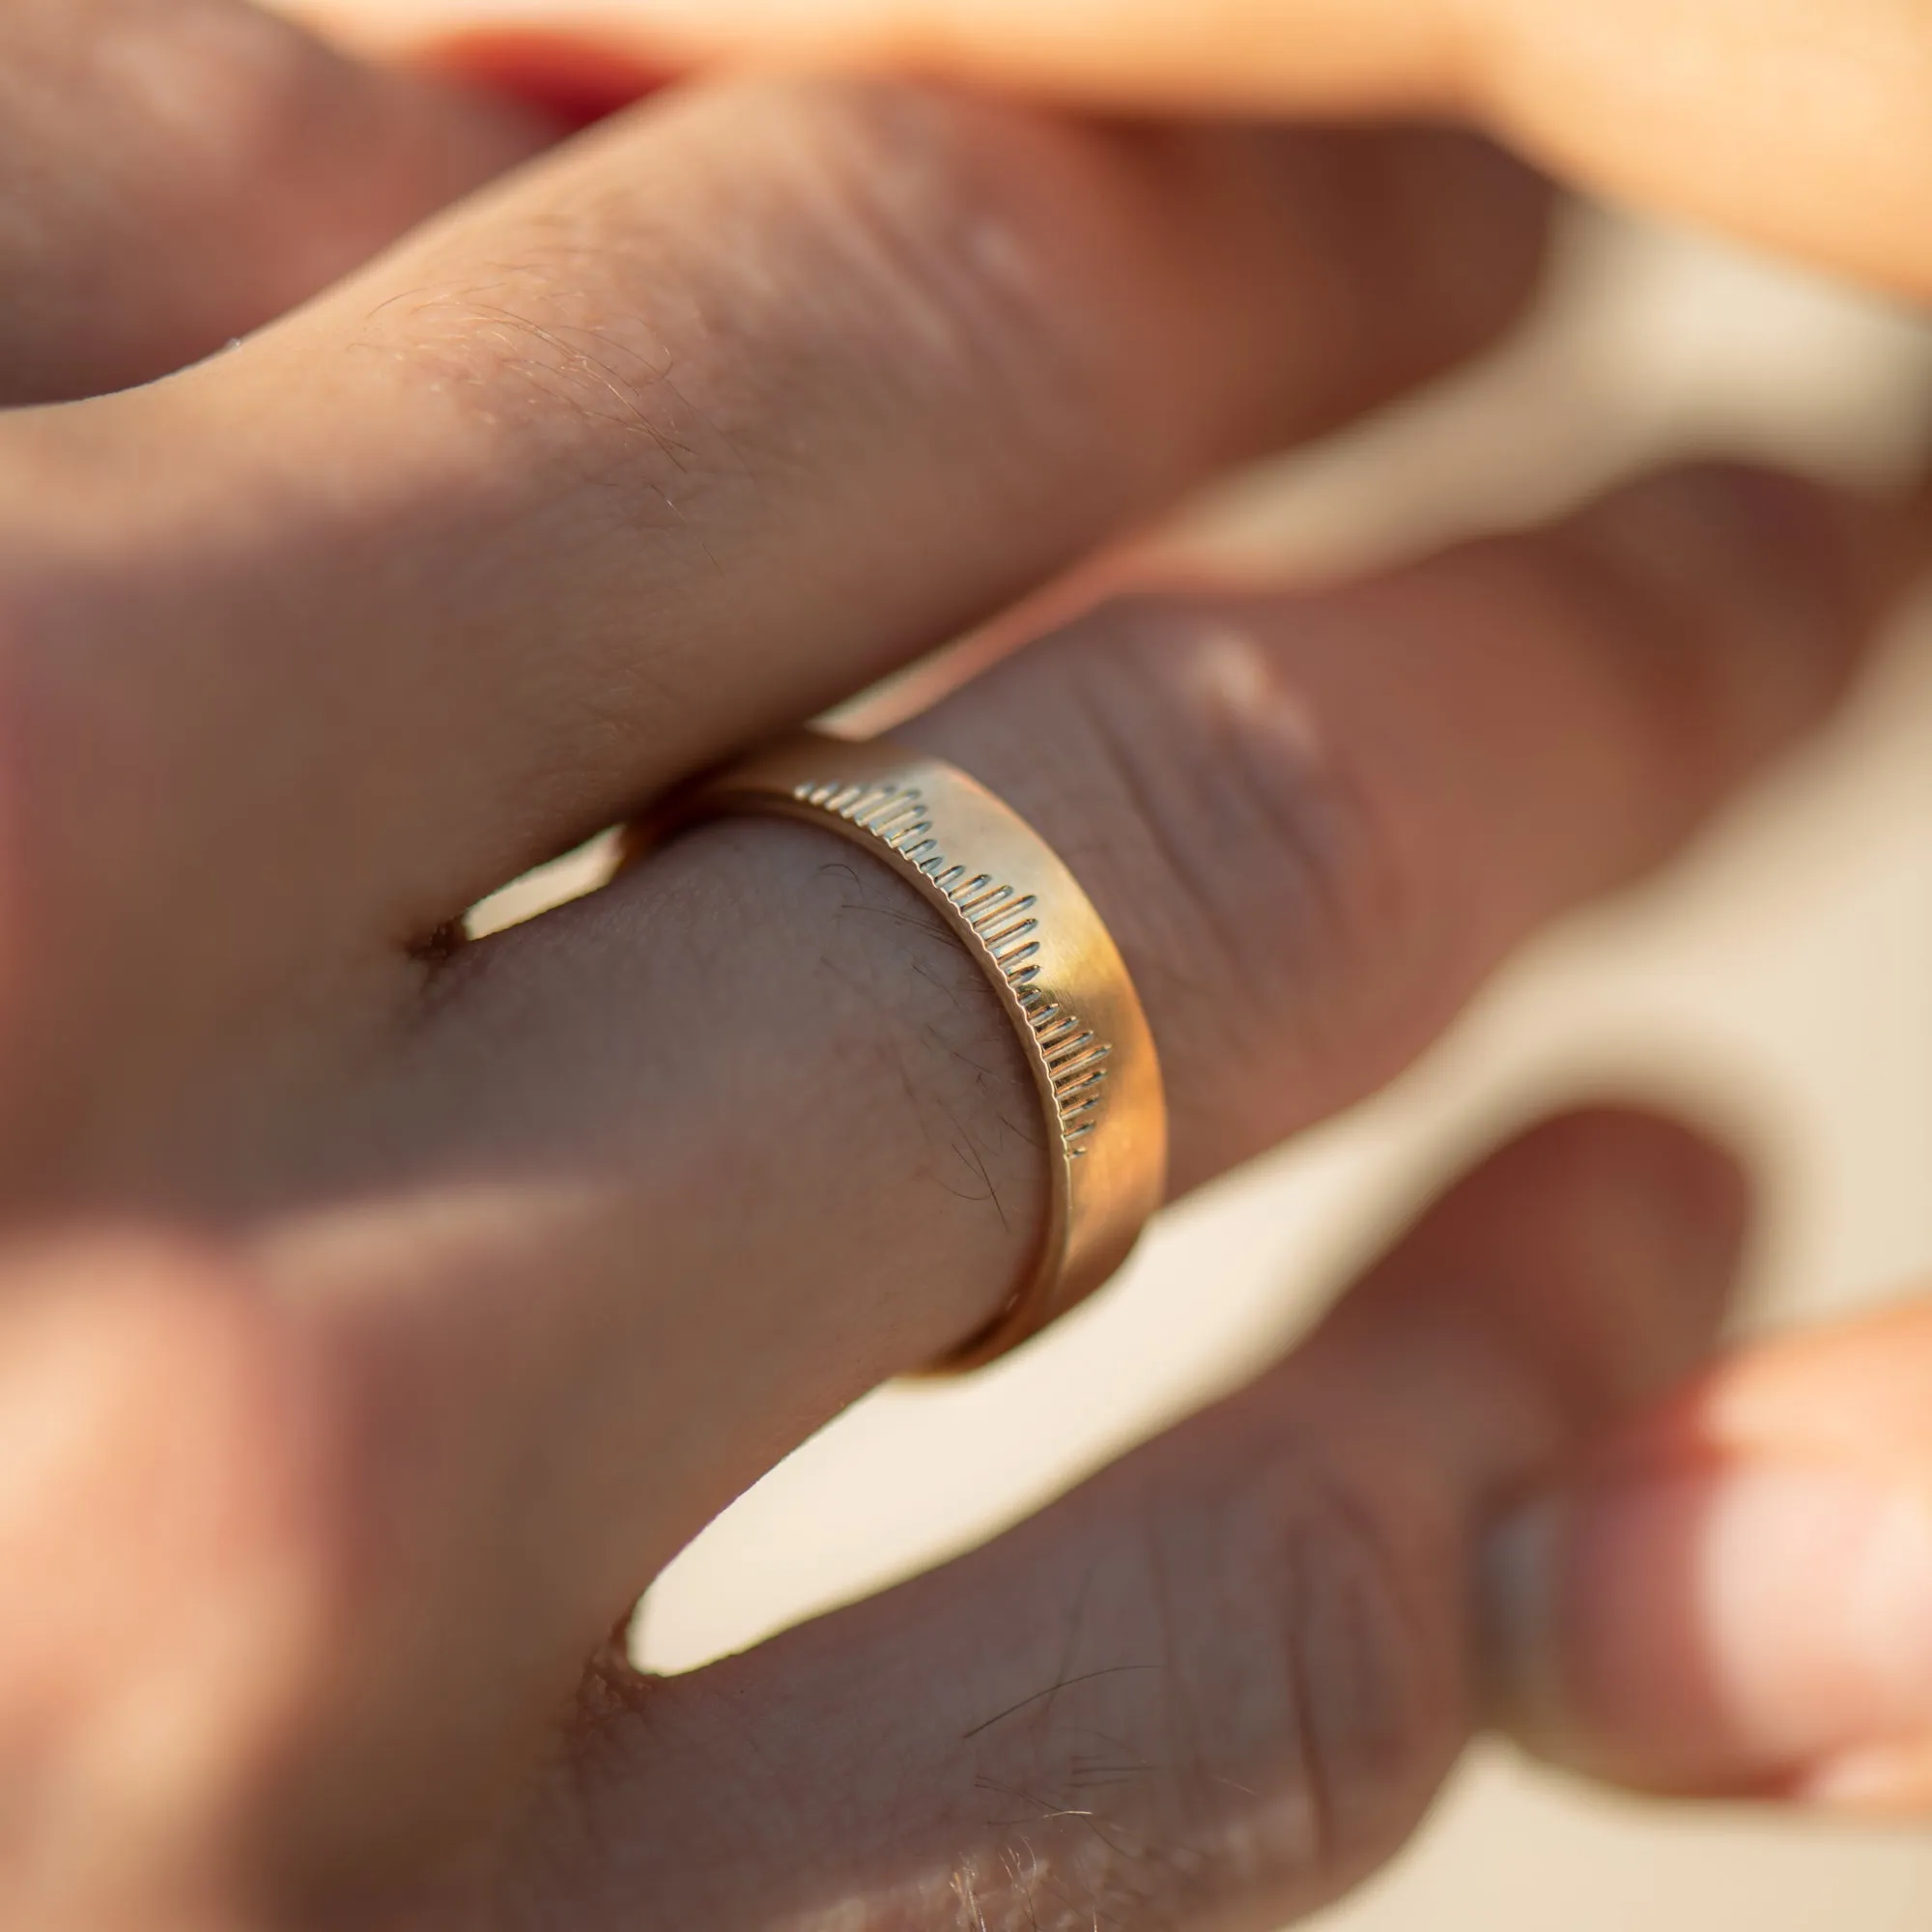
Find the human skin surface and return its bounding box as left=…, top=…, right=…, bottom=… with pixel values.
left=295, top=0, right=1932, bottom=299
left=0, top=4, right=1926, bottom=1929
left=295, top=0, right=1932, bottom=1822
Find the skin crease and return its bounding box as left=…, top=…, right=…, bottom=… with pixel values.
left=273, top=0, right=1932, bottom=1837
left=0, top=3, right=1923, bottom=1929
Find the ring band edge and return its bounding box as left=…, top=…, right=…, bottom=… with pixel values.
left=646, top=729, right=1168, bottom=1373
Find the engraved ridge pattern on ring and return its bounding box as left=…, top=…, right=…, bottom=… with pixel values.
left=649, top=726, right=1167, bottom=1372
left=795, top=777, right=1111, bottom=1155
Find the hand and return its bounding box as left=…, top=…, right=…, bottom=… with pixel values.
left=1, top=6, right=1924, bottom=1930
left=303, top=0, right=1932, bottom=1832
left=300, top=0, right=1932, bottom=299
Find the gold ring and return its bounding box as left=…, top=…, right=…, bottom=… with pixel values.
left=654, top=728, right=1168, bottom=1372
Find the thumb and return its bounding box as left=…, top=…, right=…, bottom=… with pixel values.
left=1484, top=1299, right=1932, bottom=1812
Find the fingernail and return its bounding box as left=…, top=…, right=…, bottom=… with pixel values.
left=1482, top=1463, right=1932, bottom=1792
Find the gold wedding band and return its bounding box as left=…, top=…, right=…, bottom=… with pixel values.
left=656, top=728, right=1167, bottom=1372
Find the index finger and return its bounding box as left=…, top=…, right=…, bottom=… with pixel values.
left=291, top=0, right=1932, bottom=299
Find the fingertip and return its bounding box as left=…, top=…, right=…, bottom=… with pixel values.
left=1368, top=128, right=1554, bottom=355
left=1571, top=466, right=1897, bottom=744
left=1483, top=1458, right=1932, bottom=1800
left=1408, top=1108, right=1752, bottom=1407
left=1486, top=1106, right=1750, bottom=1253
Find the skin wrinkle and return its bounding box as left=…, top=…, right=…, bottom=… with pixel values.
left=976, top=1626, right=1220, bottom=1913
left=381, top=1109, right=1755, bottom=1932
left=519, top=1662, right=795, bottom=1932
left=816, top=851, right=1037, bottom=1232
left=957, top=1584, right=1194, bottom=1927
left=938, top=1447, right=1431, bottom=1931
left=903, top=595, right=1419, bottom=1189
left=1079, top=648, right=1264, bottom=1019
left=1170, top=613, right=1379, bottom=1043
left=0, top=0, right=1927, bottom=1916
left=281, top=807, right=1050, bottom=1688
left=2, top=18, right=1922, bottom=1911
left=367, top=99, right=1121, bottom=746
left=1187, top=618, right=1388, bottom=1010
left=732, top=92, right=1108, bottom=494
left=36, top=97, right=1556, bottom=990
left=41, top=442, right=1882, bottom=1912
left=1192, top=1463, right=1355, bottom=1899
left=963, top=1596, right=1171, bottom=1891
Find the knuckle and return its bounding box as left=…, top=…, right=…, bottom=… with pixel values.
left=383, top=79, right=1130, bottom=509
left=955, top=1426, right=1455, bottom=1929
left=758, top=83, right=1114, bottom=446
left=1046, top=597, right=1413, bottom=1068
left=1215, top=1434, right=1460, bottom=1879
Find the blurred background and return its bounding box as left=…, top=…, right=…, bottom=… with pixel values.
left=628, top=208, right=1932, bottom=1928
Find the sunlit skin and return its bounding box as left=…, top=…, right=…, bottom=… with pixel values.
left=0, top=3, right=1926, bottom=1929
left=291, top=0, right=1932, bottom=299
left=291, top=0, right=1932, bottom=1824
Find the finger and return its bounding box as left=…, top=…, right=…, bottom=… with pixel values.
left=237, top=464, right=1914, bottom=1875
left=0, top=0, right=551, bottom=405
left=11, top=87, right=1548, bottom=989
left=1485, top=1295, right=1932, bottom=1812
left=297, top=0, right=1932, bottom=299
left=475, top=1111, right=1749, bottom=1930
left=403, top=459, right=1906, bottom=1574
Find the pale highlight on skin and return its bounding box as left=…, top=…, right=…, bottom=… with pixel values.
left=279, top=0, right=1932, bottom=1821
left=0, top=1, right=1928, bottom=1922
